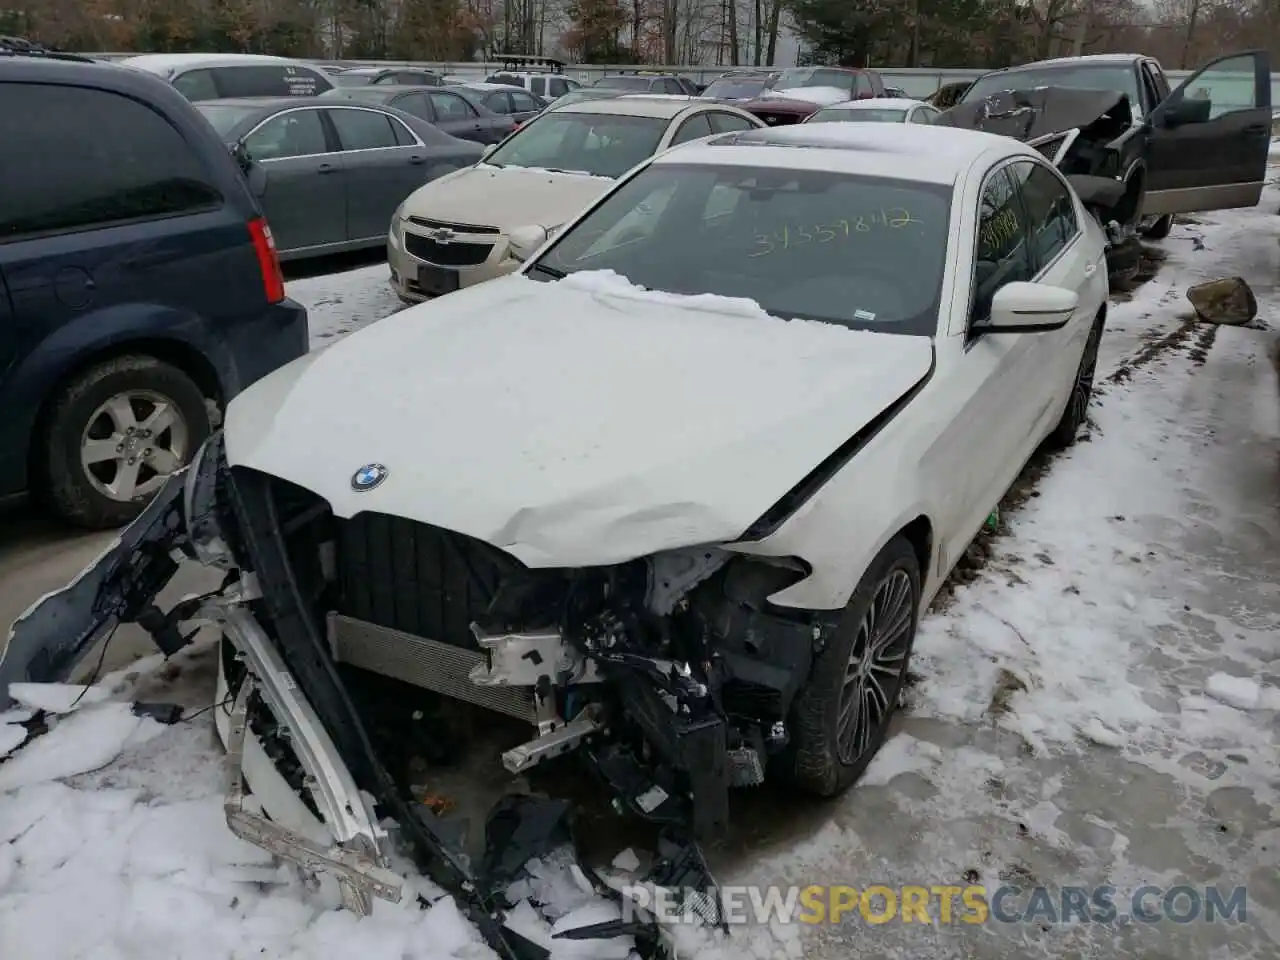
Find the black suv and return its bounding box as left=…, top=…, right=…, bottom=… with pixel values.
left=0, top=48, right=309, bottom=529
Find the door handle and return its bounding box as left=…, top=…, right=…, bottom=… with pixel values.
left=1084, top=262, right=1097, bottom=278
left=408, top=155, right=425, bottom=165
left=317, top=163, right=338, bottom=174
left=1242, top=123, right=1269, bottom=137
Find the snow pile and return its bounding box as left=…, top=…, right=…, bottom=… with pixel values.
left=911, top=195, right=1280, bottom=755
left=0, top=657, right=493, bottom=960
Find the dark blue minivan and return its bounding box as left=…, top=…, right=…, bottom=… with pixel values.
left=0, top=48, right=309, bottom=528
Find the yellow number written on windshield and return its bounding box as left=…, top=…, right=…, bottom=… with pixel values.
left=749, top=208, right=923, bottom=258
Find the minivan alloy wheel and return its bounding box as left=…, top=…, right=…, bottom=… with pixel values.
left=836, top=568, right=914, bottom=765
left=80, top=390, right=191, bottom=502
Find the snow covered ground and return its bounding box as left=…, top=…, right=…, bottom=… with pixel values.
left=3, top=187, right=1280, bottom=959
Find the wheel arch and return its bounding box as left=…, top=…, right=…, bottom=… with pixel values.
left=25, top=336, right=223, bottom=494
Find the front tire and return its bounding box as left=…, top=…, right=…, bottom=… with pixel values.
left=786, top=535, right=920, bottom=797
left=41, top=355, right=211, bottom=529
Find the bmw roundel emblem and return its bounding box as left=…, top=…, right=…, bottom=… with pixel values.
left=351, top=463, right=388, bottom=492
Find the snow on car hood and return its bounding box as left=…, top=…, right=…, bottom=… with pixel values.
left=224, top=271, right=933, bottom=567
left=759, top=86, right=853, bottom=106
left=402, top=164, right=614, bottom=231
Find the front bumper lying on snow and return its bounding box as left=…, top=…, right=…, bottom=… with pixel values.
left=0, top=433, right=749, bottom=959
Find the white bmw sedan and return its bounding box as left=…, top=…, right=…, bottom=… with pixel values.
left=221, top=121, right=1107, bottom=798
left=3, top=122, right=1111, bottom=905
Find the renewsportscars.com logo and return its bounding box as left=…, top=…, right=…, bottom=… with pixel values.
left=618, top=883, right=1250, bottom=927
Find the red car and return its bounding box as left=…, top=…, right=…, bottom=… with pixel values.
left=740, top=66, right=885, bottom=126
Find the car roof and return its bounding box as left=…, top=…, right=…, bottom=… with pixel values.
left=331, top=84, right=426, bottom=96
left=985, top=53, right=1141, bottom=73
left=552, top=95, right=704, bottom=118
left=195, top=96, right=343, bottom=111
left=652, top=123, right=1029, bottom=184
left=120, top=53, right=307, bottom=73
left=819, top=97, right=924, bottom=111
left=456, top=81, right=523, bottom=92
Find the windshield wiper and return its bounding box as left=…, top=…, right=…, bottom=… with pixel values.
left=529, top=263, right=565, bottom=279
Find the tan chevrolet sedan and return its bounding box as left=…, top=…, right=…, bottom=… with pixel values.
left=387, top=95, right=764, bottom=302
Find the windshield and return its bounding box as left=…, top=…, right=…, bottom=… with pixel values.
left=808, top=107, right=905, bottom=123
left=769, top=67, right=852, bottom=92
left=195, top=103, right=261, bottom=137
left=593, top=75, right=654, bottom=91
left=961, top=65, right=1140, bottom=109
left=702, top=77, right=767, bottom=100
left=483, top=111, right=667, bottom=178
left=532, top=163, right=950, bottom=334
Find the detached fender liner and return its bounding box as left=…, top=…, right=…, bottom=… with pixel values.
left=737, top=345, right=936, bottom=542
left=224, top=467, right=539, bottom=959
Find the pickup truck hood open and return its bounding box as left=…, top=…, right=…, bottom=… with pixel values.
left=225, top=272, right=933, bottom=567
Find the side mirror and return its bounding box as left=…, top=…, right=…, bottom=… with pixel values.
left=231, top=142, right=267, bottom=198
left=508, top=224, right=550, bottom=263
left=983, top=282, right=1078, bottom=333
left=1186, top=276, right=1263, bottom=327
left=1158, top=96, right=1211, bottom=128
left=481, top=143, right=498, bottom=161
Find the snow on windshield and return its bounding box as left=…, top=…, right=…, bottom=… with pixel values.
left=536, top=162, right=951, bottom=334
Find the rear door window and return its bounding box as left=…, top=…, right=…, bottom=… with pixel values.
left=529, top=77, right=546, bottom=96
left=0, top=83, right=223, bottom=239
left=511, top=90, right=542, bottom=112
left=172, top=69, right=219, bottom=101
left=213, top=64, right=331, bottom=98
left=328, top=108, right=400, bottom=150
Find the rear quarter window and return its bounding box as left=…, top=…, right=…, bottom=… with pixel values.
left=213, top=64, right=332, bottom=98
left=0, top=83, right=223, bottom=240
left=172, top=69, right=219, bottom=101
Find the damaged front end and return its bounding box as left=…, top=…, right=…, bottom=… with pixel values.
left=1, top=432, right=828, bottom=956
left=935, top=87, right=1143, bottom=245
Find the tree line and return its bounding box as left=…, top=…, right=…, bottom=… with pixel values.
left=3, top=0, right=1276, bottom=70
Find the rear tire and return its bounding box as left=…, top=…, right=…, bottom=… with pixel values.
left=1142, top=214, right=1174, bottom=240
left=41, top=355, right=211, bottom=529
left=1046, top=314, right=1104, bottom=450
left=785, top=535, right=920, bottom=797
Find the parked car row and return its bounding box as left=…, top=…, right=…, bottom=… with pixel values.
left=0, top=39, right=1271, bottom=541
left=3, top=40, right=1276, bottom=960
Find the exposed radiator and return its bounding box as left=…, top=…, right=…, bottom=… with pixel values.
left=326, top=612, right=537, bottom=723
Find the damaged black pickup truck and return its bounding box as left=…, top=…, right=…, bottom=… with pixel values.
left=934, top=50, right=1272, bottom=261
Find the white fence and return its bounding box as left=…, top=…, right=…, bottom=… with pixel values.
left=82, top=54, right=1280, bottom=102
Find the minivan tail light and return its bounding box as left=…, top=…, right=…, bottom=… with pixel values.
left=248, top=217, right=286, bottom=304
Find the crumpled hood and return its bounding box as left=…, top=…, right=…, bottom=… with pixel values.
left=758, top=86, right=852, bottom=106
left=934, top=87, right=1132, bottom=142
left=403, top=164, right=614, bottom=231
left=224, top=272, right=933, bottom=567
